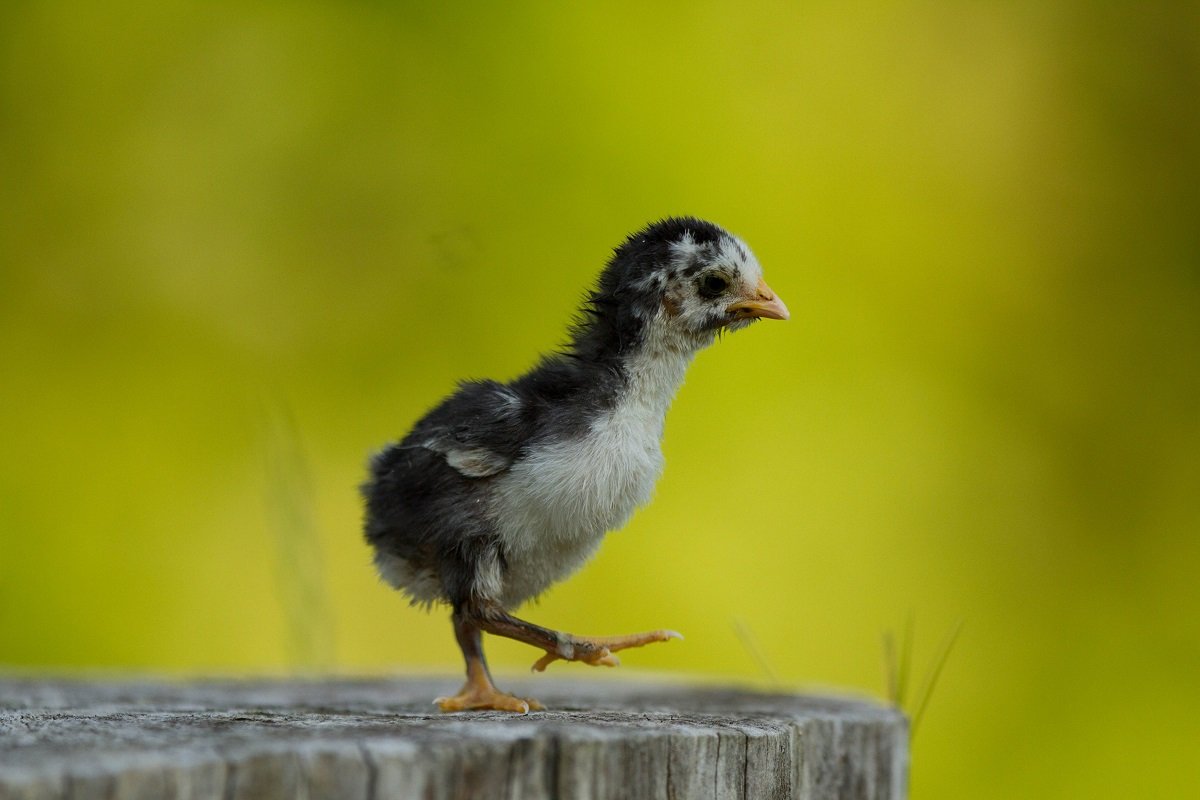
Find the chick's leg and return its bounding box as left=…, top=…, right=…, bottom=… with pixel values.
left=474, top=602, right=682, bottom=672
left=435, top=610, right=544, bottom=713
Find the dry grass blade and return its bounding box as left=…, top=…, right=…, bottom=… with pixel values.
left=732, top=617, right=781, bottom=688
left=910, top=619, right=964, bottom=738
left=264, top=401, right=335, bottom=670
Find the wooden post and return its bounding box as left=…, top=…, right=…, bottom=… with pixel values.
left=0, top=677, right=907, bottom=799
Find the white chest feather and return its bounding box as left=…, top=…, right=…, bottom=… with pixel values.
left=492, top=329, right=695, bottom=607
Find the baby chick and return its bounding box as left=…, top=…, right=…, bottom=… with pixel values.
left=362, top=217, right=788, bottom=712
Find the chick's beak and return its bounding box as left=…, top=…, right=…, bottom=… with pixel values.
left=727, top=277, right=790, bottom=321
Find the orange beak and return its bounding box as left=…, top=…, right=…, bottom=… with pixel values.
left=726, top=277, right=789, bottom=321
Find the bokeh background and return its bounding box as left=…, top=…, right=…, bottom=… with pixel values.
left=2, top=1, right=1197, bottom=797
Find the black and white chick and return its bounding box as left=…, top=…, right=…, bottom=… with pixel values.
left=362, top=217, right=788, bottom=713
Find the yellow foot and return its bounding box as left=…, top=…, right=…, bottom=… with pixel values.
left=434, top=685, right=545, bottom=714
left=531, top=629, right=683, bottom=672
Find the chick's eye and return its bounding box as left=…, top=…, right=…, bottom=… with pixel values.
left=699, top=274, right=728, bottom=297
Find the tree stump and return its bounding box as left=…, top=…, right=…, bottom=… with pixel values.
left=0, top=677, right=906, bottom=799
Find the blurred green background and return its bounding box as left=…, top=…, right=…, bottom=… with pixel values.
left=2, top=1, right=1197, bottom=797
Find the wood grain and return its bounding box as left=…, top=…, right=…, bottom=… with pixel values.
left=0, top=677, right=907, bottom=799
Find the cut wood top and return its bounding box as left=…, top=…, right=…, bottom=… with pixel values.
left=0, top=676, right=907, bottom=800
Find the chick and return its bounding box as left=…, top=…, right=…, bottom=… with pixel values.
left=362, top=217, right=788, bottom=712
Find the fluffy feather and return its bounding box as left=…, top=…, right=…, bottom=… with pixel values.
left=362, top=217, right=773, bottom=612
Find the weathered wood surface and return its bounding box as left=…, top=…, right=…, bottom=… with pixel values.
left=0, top=677, right=906, bottom=800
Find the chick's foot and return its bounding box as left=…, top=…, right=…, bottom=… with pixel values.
left=531, top=629, right=684, bottom=672
left=435, top=682, right=544, bottom=714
